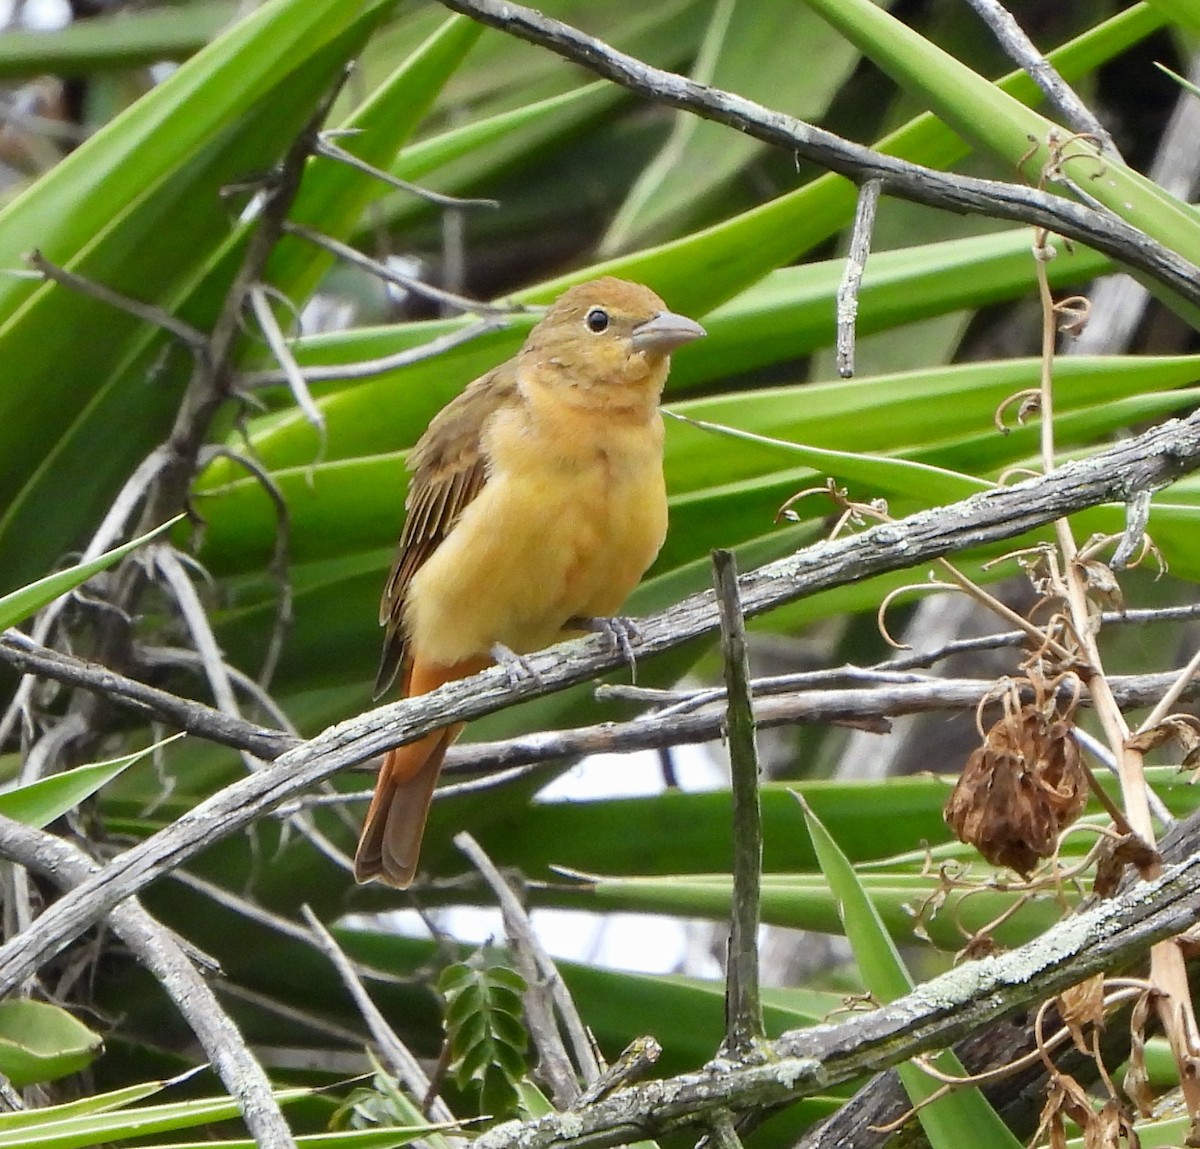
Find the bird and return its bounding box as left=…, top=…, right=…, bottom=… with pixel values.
left=354, top=277, right=706, bottom=887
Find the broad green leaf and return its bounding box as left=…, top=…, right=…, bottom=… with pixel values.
left=1143, top=0, right=1200, bottom=37
left=664, top=412, right=989, bottom=506
left=521, top=869, right=1067, bottom=952
left=601, top=0, right=864, bottom=253
left=0, top=1000, right=102, bottom=1088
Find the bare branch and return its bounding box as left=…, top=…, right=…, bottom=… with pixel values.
left=0, top=815, right=296, bottom=1149
left=1, top=408, right=1199, bottom=995
left=835, top=179, right=880, bottom=378
left=434, top=0, right=1200, bottom=308
left=300, top=904, right=459, bottom=1127
left=961, top=0, right=1117, bottom=154
left=0, top=629, right=294, bottom=758
left=712, top=550, right=764, bottom=1054
left=2, top=633, right=1196, bottom=793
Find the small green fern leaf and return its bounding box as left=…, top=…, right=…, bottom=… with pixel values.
left=438, top=946, right=530, bottom=1120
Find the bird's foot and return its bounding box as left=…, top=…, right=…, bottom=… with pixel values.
left=568, top=615, right=642, bottom=681
left=490, top=642, right=544, bottom=688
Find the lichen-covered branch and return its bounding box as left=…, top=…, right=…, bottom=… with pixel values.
left=0, top=407, right=1198, bottom=996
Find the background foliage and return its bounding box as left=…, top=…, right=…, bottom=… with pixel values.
left=1, top=0, right=1199, bottom=1144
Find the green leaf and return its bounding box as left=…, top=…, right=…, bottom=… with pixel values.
left=438, top=946, right=530, bottom=1119
left=0, top=735, right=184, bottom=829
left=0, top=1000, right=102, bottom=1088
left=0, top=3, right=240, bottom=78
left=601, top=0, right=864, bottom=253
left=0, top=515, right=180, bottom=630
left=798, top=795, right=1023, bottom=1149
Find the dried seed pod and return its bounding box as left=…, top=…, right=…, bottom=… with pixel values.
left=945, top=706, right=1088, bottom=876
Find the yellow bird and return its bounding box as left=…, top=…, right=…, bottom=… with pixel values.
left=355, top=277, right=705, bottom=886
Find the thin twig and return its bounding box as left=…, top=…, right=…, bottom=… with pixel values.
left=0, top=815, right=296, bottom=1149
left=576, top=1037, right=662, bottom=1105
left=1136, top=646, right=1200, bottom=737
left=961, top=0, right=1118, bottom=155
left=1072, top=726, right=1174, bottom=829
left=315, top=136, right=500, bottom=209
left=138, top=644, right=300, bottom=736
left=434, top=0, right=1200, bottom=308
left=237, top=317, right=507, bottom=388
left=216, top=980, right=372, bottom=1048
left=455, top=832, right=599, bottom=1101
left=300, top=905, right=460, bottom=1128
left=26, top=250, right=208, bottom=350
left=198, top=446, right=294, bottom=690
left=712, top=551, right=764, bottom=1053
left=872, top=604, right=1200, bottom=673
left=282, top=221, right=517, bottom=318
left=835, top=179, right=881, bottom=378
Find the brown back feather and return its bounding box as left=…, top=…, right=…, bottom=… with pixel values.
left=374, top=361, right=520, bottom=696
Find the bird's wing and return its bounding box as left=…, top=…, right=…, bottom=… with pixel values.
left=374, top=362, right=520, bottom=696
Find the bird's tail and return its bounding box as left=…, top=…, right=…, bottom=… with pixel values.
left=353, top=656, right=488, bottom=887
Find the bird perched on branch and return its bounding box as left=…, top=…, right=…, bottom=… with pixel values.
left=354, top=277, right=705, bottom=886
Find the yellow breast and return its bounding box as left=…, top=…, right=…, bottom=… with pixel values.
left=404, top=390, right=667, bottom=667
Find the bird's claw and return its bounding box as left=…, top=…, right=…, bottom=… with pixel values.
left=490, top=642, right=544, bottom=688
left=568, top=615, right=642, bottom=681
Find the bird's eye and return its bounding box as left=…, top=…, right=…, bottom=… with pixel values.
left=585, top=307, right=610, bottom=333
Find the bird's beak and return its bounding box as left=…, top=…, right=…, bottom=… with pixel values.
left=631, top=310, right=707, bottom=355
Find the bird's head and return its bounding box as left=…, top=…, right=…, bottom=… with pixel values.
left=518, top=277, right=705, bottom=405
